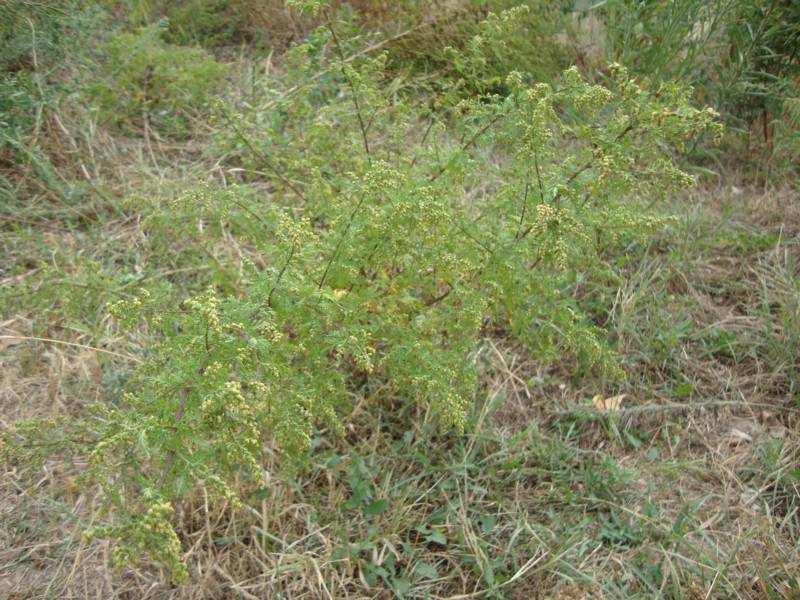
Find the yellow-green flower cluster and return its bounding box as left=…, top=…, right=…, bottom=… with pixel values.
left=277, top=214, right=317, bottom=249
left=563, top=66, right=613, bottom=116
left=107, top=289, right=151, bottom=331
left=202, top=473, right=242, bottom=509
left=183, top=287, right=222, bottom=334
left=84, top=501, right=188, bottom=584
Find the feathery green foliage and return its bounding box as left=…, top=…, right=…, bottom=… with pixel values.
left=2, top=2, right=721, bottom=581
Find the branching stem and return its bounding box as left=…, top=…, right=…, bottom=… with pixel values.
left=429, top=113, right=503, bottom=183
left=268, top=245, right=296, bottom=307
left=317, top=195, right=366, bottom=290
left=156, top=383, right=192, bottom=492
left=325, top=12, right=372, bottom=163
left=219, top=109, right=307, bottom=203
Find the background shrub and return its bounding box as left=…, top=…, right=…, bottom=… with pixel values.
left=593, top=0, right=799, bottom=180
left=89, top=22, right=225, bottom=138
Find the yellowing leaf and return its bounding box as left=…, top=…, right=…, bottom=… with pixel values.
left=592, top=393, right=626, bottom=411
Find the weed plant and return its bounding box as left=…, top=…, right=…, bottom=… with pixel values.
left=1, top=0, right=724, bottom=584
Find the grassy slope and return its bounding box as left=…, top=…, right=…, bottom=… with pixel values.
left=2, top=9, right=799, bottom=600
